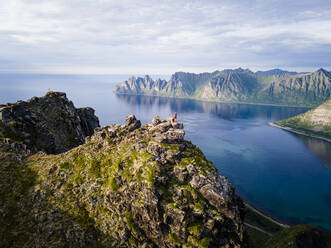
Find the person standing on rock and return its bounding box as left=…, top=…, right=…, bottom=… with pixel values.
left=173, top=112, right=177, bottom=122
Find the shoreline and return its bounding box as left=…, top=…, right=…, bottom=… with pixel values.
left=114, top=92, right=314, bottom=109
left=244, top=202, right=290, bottom=228
left=269, top=122, right=331, bottom=143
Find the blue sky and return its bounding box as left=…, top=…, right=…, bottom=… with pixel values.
left=1, top=0, right=331, bottom=74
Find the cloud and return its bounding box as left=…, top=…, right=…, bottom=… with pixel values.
left=0, top=0, right=331, bottom=74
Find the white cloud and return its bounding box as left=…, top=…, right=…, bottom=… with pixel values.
left=0, top=0, right=330, bottom=74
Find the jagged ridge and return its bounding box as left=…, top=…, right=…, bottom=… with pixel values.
left=114, top=68, right=331, bottom=106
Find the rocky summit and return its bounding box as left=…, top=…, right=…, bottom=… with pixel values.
left=0, top=106, right=246, bottom=247
left=0, top=91, right=99, bottom=154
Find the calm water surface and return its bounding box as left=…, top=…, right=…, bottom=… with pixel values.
left=1, top=74, right=331, bottom=231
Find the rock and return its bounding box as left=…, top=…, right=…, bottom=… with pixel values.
left=0, top=91, right=100, bottom=154
left=124, top=114, right=141, bottom=132
left=0, top=111, right=247, bottom=248
left=152, top=116, right=161, bottom=126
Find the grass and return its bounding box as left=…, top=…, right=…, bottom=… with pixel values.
left=244, top=205, right=284, bottom=234
left=245, top=226, right=271, bottom=248
left=265, top=225, right=331, bottom=248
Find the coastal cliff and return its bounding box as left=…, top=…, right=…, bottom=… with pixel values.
left=0, top=92, right=246, bottom=247
left=114, top=68, right=331, bottom=107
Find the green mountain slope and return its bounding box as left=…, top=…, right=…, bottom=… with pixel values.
left=265, top=225, right=331, bottom=248
left=114, top=68, right=331, bottom=107
left=275, top=99, right=331, bottom=141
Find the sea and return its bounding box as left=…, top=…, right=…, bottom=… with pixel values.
left=1, top=73, right=331, bottom=231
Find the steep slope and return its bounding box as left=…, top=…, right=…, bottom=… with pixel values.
left=0, top=92, right=99, bottom=154
left=274, top=99, right=331, bottom=141
left=200, top=69, right=258, bottom=101
left=114, top=68, right=331, bottom=107
left=260, top=69, right=331, bottom=106
left=0, top=113, right=246, bottom=247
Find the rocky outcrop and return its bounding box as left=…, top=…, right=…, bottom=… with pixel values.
left=0, top=91, right=99, bottom=154
left=114, top=68, right=331, bottom=107
left=0, top=113, right=246, bottom=248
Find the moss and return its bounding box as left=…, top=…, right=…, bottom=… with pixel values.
left=199, top=237, right=212, bottom=248
left=89, top=159, right=101, bottom=178
left=145, top=163, right=158, bottom=187
left=8, top=121, right=21, bottom=126
left=105, top=137, right=112, bottom=143
left=169, top=233, right=180, bottom=244
left=129, top=236, right=136, bottom=246
left=109, top=177, right=118, bottom=191
left=187, top=223, right=203, bottom=237
left=58, top=161, right=73, bottom=170
left=135, top=168, right=143, bottom=182
left=74, top=153, right=86, bottom=167
left=0, top=160, right=38, bottom=247
left=125, top=211, right=138, bottom=233
left=73, top=173, right=84, bottom=185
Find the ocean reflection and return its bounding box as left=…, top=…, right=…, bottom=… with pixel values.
left=115, top=94, right=309, bottom=121
left=293, top=133, right=331, bottom=168
left=116, top=94, right=331, bottom=167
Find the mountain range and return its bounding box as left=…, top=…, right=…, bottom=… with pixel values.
left=114, top=68, right=331, bottom=107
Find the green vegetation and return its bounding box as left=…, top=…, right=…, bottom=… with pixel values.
left=245, top=226, right=271, bottom=248
left=187, top=223, right=203, bottom=236
left=265, top=225, right=331, bottom=248
left=169, top=233, right=180, bottom=244
left=244, top=205, right=283, bottom=234
left=58, top=161, right=74, bottom=170
left=0, top=151, right=38, bottom=247
left=276, top=99, right=331, bottom=141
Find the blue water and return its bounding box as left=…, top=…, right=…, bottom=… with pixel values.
left=1, top=74, right=331, bottom=231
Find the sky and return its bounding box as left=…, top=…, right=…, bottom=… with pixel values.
left=1, top=0, right=331, bottom=74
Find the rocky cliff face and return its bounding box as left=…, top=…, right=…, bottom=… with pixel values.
left=115, top=75, right=168, bottom=95
left=0, top=112, right=246, bottom=247
left=200, top=69, right=258, bottom=100
left=114, top=68, right=331, bottom=106
left=261, top=69, right=331, bottom=106
left=0, top=91, right=99, bottom=154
